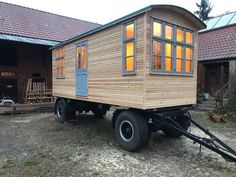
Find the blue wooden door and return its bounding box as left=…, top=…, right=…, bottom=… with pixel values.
left=76, top=44, right=88, bottom=96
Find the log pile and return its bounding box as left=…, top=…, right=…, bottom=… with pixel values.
left=25, top=79, right=53, bottom=103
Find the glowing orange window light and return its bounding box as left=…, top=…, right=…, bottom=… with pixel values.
left=185, top=48, right=192, bottom=72
left=165, top=43, right=172, bottom=71
left=153, top=22, right=162, bottom=37
left=82, top=46, right=87, bottom=69
left=153, top=41, right=161, bottom=56
left=126, top=23, right=134, bottom=39
left=186, top=31, right=193, bottom=44
left=126, top=42, right=134, bottom=56
left=165, top=25, right=173, bottom=40
left=177, top=29, right=184, bottom=42
left=126, top=57, right=134, bottom=71
left=165, top=43, right=172, bottom=57
left=176, top=46, right=183, bottom=72
left=153, top=41, right=162, bottom=70
left=186, top=48, right=192, bottom=60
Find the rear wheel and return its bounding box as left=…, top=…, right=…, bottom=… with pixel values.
left=162, top=111, right=191, bottom=138
left=55, top=99, right=74, bottom=123
left=115, top=110, right=149, bottom=151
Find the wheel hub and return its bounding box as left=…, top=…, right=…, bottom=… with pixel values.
left=119, top=120, right=134, bottom=142
left=57, top=106, right=63, bottom=118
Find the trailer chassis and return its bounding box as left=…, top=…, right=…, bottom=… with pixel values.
left=150, top=109, right=236, bottom=162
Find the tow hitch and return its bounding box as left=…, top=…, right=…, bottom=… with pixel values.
left=164, top=112, right=236, bottom=162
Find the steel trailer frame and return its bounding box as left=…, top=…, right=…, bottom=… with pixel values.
left=156, top=110, right=236, bottom=162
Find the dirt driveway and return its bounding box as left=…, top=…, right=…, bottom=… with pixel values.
left=0, top=110, right=235, bottom=177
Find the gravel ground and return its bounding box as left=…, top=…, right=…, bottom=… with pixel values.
left=0, top=110, right=235, bottom=177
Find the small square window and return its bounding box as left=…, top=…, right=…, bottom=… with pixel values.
left=153, top=41, right=162, bottom=70
left=165, top=25, right=173, bottom=40
left=186, top=31, right=193, bottom=44
left=176, top=46, right=184, bottom=72
left=126, top=57, right=134, bottom=71
left=185, top=48, right=193, bottom=73
left=153, top=22, right=162, bottom=37
left=177, top=29, right=184, bottom=42
left=165, top=43, right=172, bottom=71
left=186, top=48, right=192, bottom=60
left=125, top=23, right=134, bottom=39
left=126, top=42, right=134, bottom=56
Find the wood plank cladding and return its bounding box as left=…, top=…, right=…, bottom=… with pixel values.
left=52, top=8, right=200, bottom=110
left=53, top=15, right=146, bottom=109
left=143, top=9, right=198, bottom=109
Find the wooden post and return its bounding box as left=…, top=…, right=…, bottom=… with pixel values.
left=229, top=60, right=236, bottom=97
left=220, top=65, right=224, bottom=89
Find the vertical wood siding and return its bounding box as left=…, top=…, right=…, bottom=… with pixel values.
left=52, top=15, right=146, bottom=109
left=144, top=9, right=198, bottom=109
left=52, top=8, right=200, bottom=110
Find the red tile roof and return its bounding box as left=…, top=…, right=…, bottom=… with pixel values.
left=0, top=2, right=100, bottom=42
left=198, top=24, right=236, bottom=61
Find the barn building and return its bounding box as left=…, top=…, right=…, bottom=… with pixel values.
left=198, top=12, right=236, bottom=97
left=0, top=2, right=100, bottom=103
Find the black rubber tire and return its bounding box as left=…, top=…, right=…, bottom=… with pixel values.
left=115, top=110, right=149, bottom=151
left=55, top=100, right=73, bottom=123
left=162, top=112, right=191, bottom=138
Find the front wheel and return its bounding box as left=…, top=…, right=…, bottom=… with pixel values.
left=115, top=110, right=149, bottom=151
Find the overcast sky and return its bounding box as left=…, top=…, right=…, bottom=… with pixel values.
left=1, top=0, right=234, bottom=24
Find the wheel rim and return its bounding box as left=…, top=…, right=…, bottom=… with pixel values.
left=119, top=120, right=134, bottom=142
left=57, top=105, right=63, bottom=118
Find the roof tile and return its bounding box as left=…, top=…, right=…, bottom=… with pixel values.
left=198, top=25, right=236, bottom=61
left=0, top=2, right=101, bottom=42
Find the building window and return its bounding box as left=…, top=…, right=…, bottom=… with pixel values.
left=0, top=72, right=16, bottom=77
left=55, top=47, right=65, bottom=78
left=123, top=21, right=136, bottom=74
left=151, top=19, right=194, bottom=75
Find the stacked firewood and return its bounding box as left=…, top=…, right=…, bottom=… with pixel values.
left=25, top=79, right=53, bottom=103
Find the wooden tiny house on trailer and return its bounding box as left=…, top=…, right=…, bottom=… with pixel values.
left=51, top=5, right=209, bottom=151
left=52, top=5, right=205, bottom=110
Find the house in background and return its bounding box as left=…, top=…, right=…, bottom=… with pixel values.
left=0, top=2, right=100, bottom=103
left=198, top=12, right=236, bottom=98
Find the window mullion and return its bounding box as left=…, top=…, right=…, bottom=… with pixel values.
left=183, top=46, right=186, bottom=73
left=161, top=41, right=165, bottom=71
left=173, top=26, right=177, bottom=72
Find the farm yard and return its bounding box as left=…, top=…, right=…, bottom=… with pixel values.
left=0, top=110, right=235, bottom=177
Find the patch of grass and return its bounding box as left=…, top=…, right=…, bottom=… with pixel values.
left=224, top=98, right=236, bottom=113
left=23, top=160, right=39, bottom=167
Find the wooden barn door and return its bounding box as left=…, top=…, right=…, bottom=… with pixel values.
left=76, top=43, right=88, bottom=96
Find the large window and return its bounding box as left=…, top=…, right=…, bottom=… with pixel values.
left=123, top=21, right=136, bottom=74
left=55, top=47, right=65, bottom=78
left=152, top=19, right=194, bottom=75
